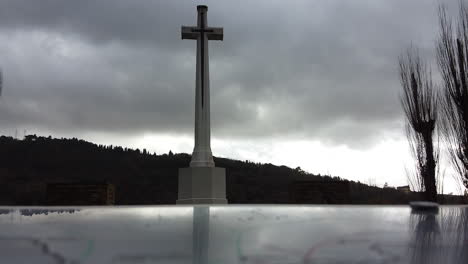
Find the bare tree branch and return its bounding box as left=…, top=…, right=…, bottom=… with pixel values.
left=437, top=2, right=468, bottom=191
left=399, top=47, right=439, bottom=201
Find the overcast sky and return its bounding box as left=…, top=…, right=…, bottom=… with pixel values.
left=0, top=0, right=464, bottom=193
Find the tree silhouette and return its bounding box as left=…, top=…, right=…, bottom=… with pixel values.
left=437, top=4, right=468, bottom=190
left=399, top=48, right=439, bottom=202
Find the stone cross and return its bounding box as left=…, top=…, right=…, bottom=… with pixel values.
left=181, top=5, right=223, bottom=168
left=177, top=5, right=227, bottom=204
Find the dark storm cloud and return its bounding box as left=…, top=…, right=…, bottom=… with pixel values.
left=0, top=0, right=454, bottom=147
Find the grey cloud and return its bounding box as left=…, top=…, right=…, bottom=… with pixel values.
left=0, top=0, right=455, bottom=148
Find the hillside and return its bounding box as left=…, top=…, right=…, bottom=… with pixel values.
left=0, top=135, right=465, bottom=205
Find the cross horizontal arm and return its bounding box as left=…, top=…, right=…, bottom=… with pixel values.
left=207, top=27, right=223, bottom=41
left=181, top=26, right=224, bottom=41
left=181, top=26, right=198, bottom=39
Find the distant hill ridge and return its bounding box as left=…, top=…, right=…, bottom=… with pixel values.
left=0, top=135, right=465, bottom=205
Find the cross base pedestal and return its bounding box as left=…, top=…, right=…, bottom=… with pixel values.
left=176, top=167, right=227, bottom=204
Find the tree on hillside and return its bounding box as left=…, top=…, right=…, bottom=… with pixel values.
left=399, top=48, right=439, bottom=202
left=437, top=4, right=468, bottom=190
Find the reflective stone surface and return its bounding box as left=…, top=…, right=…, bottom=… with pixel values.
left=0, top=205, right=466, bottom=263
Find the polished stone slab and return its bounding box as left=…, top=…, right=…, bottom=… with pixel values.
left=0, top=205, right=466, bottom=263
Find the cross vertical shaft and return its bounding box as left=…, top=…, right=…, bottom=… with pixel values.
left=181, top=5, right=223, bottom=167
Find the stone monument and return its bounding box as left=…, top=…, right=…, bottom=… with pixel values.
left=177, top=5, right=227, bottom=204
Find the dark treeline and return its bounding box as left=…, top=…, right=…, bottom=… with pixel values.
left=0, top=135, right=465, bottom=205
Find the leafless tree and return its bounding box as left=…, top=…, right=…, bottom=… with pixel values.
left=399, top=48, right=439, bottom=202
left=437, top=3, right=468, bottom=190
